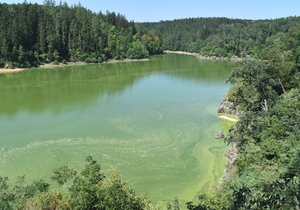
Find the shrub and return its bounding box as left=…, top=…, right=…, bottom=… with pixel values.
left=84, top=57, right=98, bottom=63
left=127, top=41, right=149, bottom=59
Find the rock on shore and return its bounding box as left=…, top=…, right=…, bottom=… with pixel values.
left=218, top=98, right=243, bottom=117
left=223, top=143, right=238, bottom=180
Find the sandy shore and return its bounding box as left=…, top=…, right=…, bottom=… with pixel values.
left=0, top=58, right=150, bottom=74
left=0, top=62, right=86, bottom=74
left=39, top=62, right=86, bottom=69
left=105, top=58, right=150, bottom=64
left=0, top=68, right=25, bottom=74
left=164, top=50, right=251, bottom=61
left=218, top=115, right=239, bottom=122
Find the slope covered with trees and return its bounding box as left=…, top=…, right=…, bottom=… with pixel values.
left=186, top=22, right=300, bottom=209
left=142, top=20, right=300, bottom=209
left=0, top=1, right=162, bottom=69
left=139, top=17, right=300, bottom=58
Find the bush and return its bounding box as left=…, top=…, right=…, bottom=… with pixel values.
left=84, top=57, right=98, bottom=63
left=22, top=192, right=71, bottom=210
left=127, top=41, right=149, bottom=59
left=97, top=57, right=103, bottom=63
left=0, top=157, right=155, bottom=209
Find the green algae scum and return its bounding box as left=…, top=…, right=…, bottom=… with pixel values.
left=0, top=54, right=235, bottom=203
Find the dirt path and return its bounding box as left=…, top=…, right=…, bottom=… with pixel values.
left=164, top=50, right=250, bottom=61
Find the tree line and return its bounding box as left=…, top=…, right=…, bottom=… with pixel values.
left=0, top=1, right=163, bottom=69
left=139, top=17, right=300, bottom=58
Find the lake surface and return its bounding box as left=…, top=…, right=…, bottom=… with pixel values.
left=0, top=54, right=234, bottom=202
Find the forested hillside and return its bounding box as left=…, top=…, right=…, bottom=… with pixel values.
left=0, top=1, right=162, bottom=68
left=140, top=17, right=300, bottom=58
left=183, top=21, right=300, bottom=210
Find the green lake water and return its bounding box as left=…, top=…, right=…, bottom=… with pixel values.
left=0, top=54, right=235, bottom=203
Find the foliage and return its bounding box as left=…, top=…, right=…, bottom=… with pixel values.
left=51, top=166, right=77, bottom=185
left=227, top=60, right=281, bottom=111
left=0, top=157, right=155, bottom=210
left=139, top=17, right=300, bottom=58
left=23, top=191, right=71, bottom=210
left=140, top=32, right=163, bottom=55
left=0, top=2, right=162, bottom=68
left=127, top=41, right=149, bottom=59
left=187, top=23, right=300, bottom=209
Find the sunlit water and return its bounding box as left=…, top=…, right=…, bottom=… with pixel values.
left=0, top=54, right=235, bottom=203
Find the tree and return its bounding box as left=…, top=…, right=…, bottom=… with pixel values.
left=1, top=38, right=8, bottom=64
left=51, top=166, right=77, bottom=186
left=0, top=177, right=14, bottom=210
left=0, top=157, right=155, bottom=209
left=141, top=32, right=163, bottom=55
left=0, top=2, right=162, bottom=67
left=227, top=60, right=280, bottom=111
left=127, top=41, right=149, bottom=59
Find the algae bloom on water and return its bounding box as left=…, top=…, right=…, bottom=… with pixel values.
left=0, top=54, right=235, bottom=202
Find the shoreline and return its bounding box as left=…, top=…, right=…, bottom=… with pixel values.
left=218, top=115, right=238, bottom=122
left=104, top=58, right=149, bottom=64
left=216, top=101, right=240, bottom=182
left=0, top=68, right=25, bottom=74
left=218, top=112, right=239, bottom=181
left=0, top=58, right=150, bottom=74
left=223, top=143, right=238, bottom=181
left=165, top=50, right=241, bottom=182
left=164, top=50, right=252, bottom=62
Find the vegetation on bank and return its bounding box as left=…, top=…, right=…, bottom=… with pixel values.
left=139, top=17, right=300, bottom=59
left=0, top=1, right=163, bottom=69
left=0, top=157, right=155, bottom=210
left=186, top=22, right=300, bottom=210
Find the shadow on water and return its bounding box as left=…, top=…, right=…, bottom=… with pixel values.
left=0, top=54, right=235, bottom=118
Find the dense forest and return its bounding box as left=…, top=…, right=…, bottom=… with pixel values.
left=181, top=21, right=300, bottom=209
left=140, top=17, right=300, bottom=58
left=0, top=1, right=162, bottom=69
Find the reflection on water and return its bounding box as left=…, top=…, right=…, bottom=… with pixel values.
left=0, top=54, right=235, bottom=202
left=0, top=55, right=233, bottom=117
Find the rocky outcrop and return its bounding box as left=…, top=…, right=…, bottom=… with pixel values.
left=215, top=131, right=224, bottom=139
left=218, top=98, right=241, bottom=180
left=218, top=98, right=243, bottom=117
left=223, top=143, right=238, bottom=180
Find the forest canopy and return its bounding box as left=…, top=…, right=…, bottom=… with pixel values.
left=0, top=1, right=163, bottom=68
left=139, top=17, right=300, bottom=58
